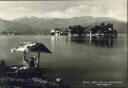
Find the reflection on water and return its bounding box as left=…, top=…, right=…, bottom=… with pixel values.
left=90, top=35, right=116, bottom=47
left=70, top=35, right=117, bottom=48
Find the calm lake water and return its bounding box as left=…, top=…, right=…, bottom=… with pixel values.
left=0, top=35, right=127, bottom=88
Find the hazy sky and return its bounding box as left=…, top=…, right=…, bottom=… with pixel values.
left=0, top=0, right=127, bottom=22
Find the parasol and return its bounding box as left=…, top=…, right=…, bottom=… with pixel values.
left=11, top=42, right=52, bottom=65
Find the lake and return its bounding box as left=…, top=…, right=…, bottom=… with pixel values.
left=0, top=35, right=127, bottom=88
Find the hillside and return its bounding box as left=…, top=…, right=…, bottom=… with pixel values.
left=0, top=19, right=35, bottom=35
left=0, top=16, right=127, bottom=35
left=13, top=16, right=127, bottom=34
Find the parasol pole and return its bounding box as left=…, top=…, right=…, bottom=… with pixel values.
left=37, top=52, right=40, bottom=66
left=23, top=51, right=27, bottom=66
left=23, top=51, right=27, bottom=60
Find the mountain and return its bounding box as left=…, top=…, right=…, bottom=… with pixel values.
left=0, top=16, right=126, bottom=35
left=13, top=16, right=127, bottom=34
left=0, top=19, right=35, bottom=35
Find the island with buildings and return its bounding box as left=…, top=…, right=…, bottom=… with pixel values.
left=50, top=23, right=118, bottom=36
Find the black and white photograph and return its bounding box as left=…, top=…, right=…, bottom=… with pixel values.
left=0, top=0, right=127, bottom=88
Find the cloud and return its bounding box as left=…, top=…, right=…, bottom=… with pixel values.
left=43, top=2, right=127, bottom=22
left=0, top=7, right=36, bottom=19
left=0, top=0, right=127, bottom=22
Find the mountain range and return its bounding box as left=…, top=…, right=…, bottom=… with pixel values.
left=0, top=18, right=35, bottom=35
left=0, top=16, right=127, bottom=35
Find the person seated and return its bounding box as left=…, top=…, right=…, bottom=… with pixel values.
left=29, top=56, right=36, bottom=68
left=22, top=56, right=37, bottom=69
left=22, top=57, right=29, bottom=69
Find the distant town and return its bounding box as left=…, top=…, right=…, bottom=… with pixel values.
left=1, top=31, right=21, bottom=35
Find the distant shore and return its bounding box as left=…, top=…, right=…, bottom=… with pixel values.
left=0, top=33, right=127, bottom=36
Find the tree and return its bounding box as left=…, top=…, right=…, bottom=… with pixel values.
left=90, top=25, right=101, bottom=34
left=90, top=23, right=118, bottom=35
left=69, top=25, right=86, bottom=36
